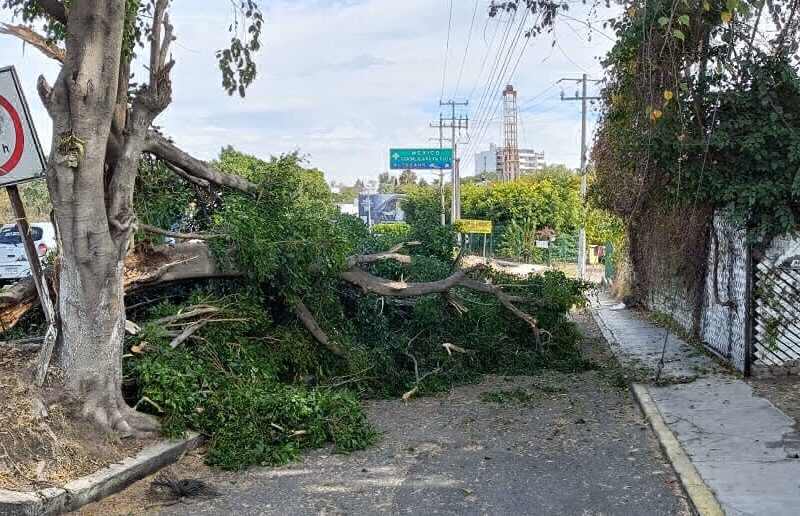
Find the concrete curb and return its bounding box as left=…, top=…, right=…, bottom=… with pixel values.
left=631, top=384, right=724, bottom=516
left=0, top=433, right=205, bottom=515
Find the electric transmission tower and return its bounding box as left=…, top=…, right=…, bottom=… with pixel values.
left=502, top=85, right=520, bottom=182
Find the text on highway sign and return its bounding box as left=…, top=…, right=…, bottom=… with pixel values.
left=390, top=148, right=452, bottom=170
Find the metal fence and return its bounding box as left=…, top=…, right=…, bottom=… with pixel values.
left=754, top=261, right=800, bottom=366
left=461, top=225, right=579, bottom=266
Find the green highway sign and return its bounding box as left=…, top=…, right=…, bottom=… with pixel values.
left=390, top=148, right=452, bottom=170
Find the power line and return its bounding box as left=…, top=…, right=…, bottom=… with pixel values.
left=518, top=82, right=559, bottom=109
left=466, top=8, right=520, bottom=130
left=463, top=10, right=534, bottom=168
left=464, top=21, right=542, bottom=175
left=440, top=0, right=454, bottom=102
left=464, top=9, right=529, bottom=158
left=454, top=0, right=481, bottom=98
left=471, top=10, right=532, bottom=131
left=466, top=14, right=503, bottom=103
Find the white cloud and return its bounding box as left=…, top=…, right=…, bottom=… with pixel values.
left=0, top=0, right=618, bottom=184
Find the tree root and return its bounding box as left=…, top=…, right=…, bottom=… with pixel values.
left=82, top=392, right=160, bottom=439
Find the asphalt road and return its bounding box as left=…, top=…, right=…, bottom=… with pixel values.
left=79, top=312, right=687, bottom=516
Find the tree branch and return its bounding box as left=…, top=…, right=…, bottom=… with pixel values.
left=150, top=0, right=168, bottom=76
left=459, top=278, right=538, bottom=329
left=161, top=160, right=211, bottom=189
left=346, top=252, right=412, bottom=267
left=0, top=24, right=66, bottom=62
left=137, top=223, right=218, bottom=241
left=145, top=132, right=258, bottom=195
left=294, top=300, right=343, bottom=356
left=36, top=75, right=54, bottom=115
left=340, top=264, right=539, bottom=337
left=36, top=0, right=68, bottom=24
left=340, top=265, right=485, bottom=298
left=108, top=0, right=177, bottom=246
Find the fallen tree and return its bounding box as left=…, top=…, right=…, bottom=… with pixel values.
left=2, top=240, right=543, bottom=350
left=0, top=1, right=578, bottom=446
left=0, top=243, right=231, bottom=329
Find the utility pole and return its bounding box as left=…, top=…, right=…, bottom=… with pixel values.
left=429, top=114, right=447, bottom=226
left=430, top=100, right=468, bottom=224
left=559, top=74, right=601, bottom=281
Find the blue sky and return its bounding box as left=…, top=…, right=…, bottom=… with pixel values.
left=0, top=0, right=617, bottom=184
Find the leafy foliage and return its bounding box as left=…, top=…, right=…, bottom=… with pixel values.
left=461, top=170, right=581, bottom=232
left=210, top=148, right=356, bottom=301
left=592, top=0, right=800, bottom=242
left=123, top=149, right=592, bottom=470
left=497, top=218, right=545, bottom=262
left=126, top=290, right=378, bottom=470
left=2, top=0, right=264, bottom=96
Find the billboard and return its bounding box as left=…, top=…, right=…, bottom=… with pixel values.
left=358, top=194, right=405, bottom=225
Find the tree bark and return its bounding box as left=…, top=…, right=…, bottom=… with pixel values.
left=39, top=0, right=170, bottom=436
left=0, top=243, right=236, bottom=329
left=145, top=133, right=258, bottom=194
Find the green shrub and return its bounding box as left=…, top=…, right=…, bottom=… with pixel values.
left=497, top=218, right=546, bottom=262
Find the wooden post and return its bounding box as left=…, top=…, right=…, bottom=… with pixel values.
left=6, top=185, right=58, bottom=386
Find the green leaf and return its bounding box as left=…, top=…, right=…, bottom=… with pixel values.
left=673, top=29, right=685, bottom=41
left=677, top=14, right=690, bottom=26
left=658, top=16, right=670, bottom=26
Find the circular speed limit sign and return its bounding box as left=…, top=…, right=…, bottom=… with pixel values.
left=0, top=66, right=46, bottom=186
left=0, top=94, right=25, bottom=176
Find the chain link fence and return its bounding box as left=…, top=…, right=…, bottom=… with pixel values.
left=461, top=224, right=580, bottom=267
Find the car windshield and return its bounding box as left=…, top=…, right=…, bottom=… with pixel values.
left=0, top=226, right=43, bottom=244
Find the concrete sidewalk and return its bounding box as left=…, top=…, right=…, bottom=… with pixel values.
left=591, top=294, right=800, bottom=516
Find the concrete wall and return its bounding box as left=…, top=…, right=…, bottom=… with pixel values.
left=635, top=208, right=800, bottom=374
left=646, top=283, right=697, bottom=335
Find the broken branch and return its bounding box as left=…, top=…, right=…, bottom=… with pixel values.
left=152, top=305, right=221, bottom=326
left=346, top=252, right=412, bottom=267
left=0, top=24, right=66, bottom=62
left=169, top=320, right=207, bottom=349
left=138, top=223, right=218, bottom=241
left=294, top=300, right=343, bottom=356
left=146, top=133, right=258, bottom=195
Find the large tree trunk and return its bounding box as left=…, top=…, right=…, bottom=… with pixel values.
left=57, top=254, right=157, bottom=435
left=42, top=0, right=158, bottom=436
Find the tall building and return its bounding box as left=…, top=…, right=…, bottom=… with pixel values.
left=474, top=143, right=545, bottom=176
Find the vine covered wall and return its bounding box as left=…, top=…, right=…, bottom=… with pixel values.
left=589, top=0, right=800, bottom=314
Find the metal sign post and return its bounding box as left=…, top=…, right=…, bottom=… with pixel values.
left=1, top=65, right=56, bottom=385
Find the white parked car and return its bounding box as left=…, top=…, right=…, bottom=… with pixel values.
left=0, top=222, right=57, bottom=281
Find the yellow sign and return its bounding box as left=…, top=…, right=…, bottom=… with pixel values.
left=454, top=219, right=492, bottom=234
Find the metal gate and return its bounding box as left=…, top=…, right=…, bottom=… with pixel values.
left=699, top=212, right=749, bottom=372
